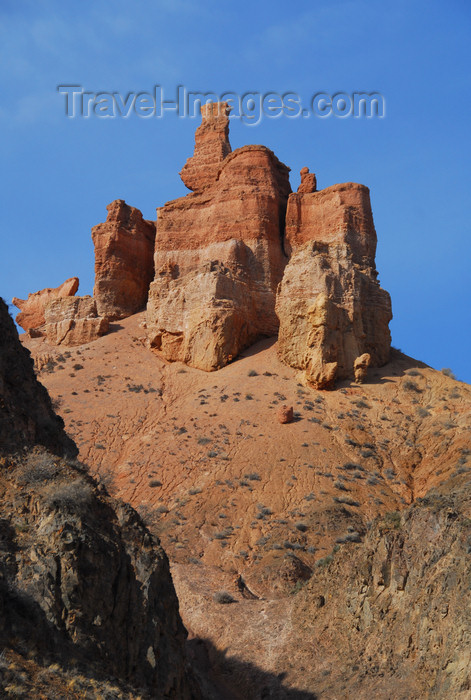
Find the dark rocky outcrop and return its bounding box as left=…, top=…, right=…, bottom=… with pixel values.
left=0, top=298, right=197, bottom=698
left=0, top=297, right=76, bottom=456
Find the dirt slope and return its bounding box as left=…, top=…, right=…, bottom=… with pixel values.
left=22, top=312, right=471, bottom=697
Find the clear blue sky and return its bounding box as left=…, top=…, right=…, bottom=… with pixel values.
left=1, top=0, right=470, bottom=382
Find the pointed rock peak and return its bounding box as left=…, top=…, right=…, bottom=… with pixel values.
left=179, top=101, right=232, bottom=192
left=105, top=199, right=147, bottom=227
left=298, top=166, right=317, bottom=193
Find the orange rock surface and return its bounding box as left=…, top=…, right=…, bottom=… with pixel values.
left=277, top=176, right=392, bottom=388
left=179, top=101, right=232, bottom=192
left=285, top=180, right=377, bottom=264
left=147, top=106, right=291, bottom=371
left=13, top=277, right=79, bottom=331
left=44, top=295, right=109, bottom=346
left=92, top=199, right=156, bottom=321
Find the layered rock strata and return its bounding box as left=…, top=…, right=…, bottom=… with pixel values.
left=276, top=175, right=392, bottom=388
left=13, top=277, right=79, bottom=331
left=180, top=101, right=232, bottom=192
left=92, top=199, right=156, bottom=320
left=147, top=104, right=291, bottom=371
left=44, top=295, right=109, bottom=346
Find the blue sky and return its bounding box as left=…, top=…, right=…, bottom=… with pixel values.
left=1, top=0, right=470, bottom=382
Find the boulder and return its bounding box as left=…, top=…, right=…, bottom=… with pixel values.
left=277, top=405, right=294, bottom=424
left=44, top=296, right=109, bottom=346
left=354, top=352, right=371, bottom=383
left=13, top=277, right=79, bottom=331
left=92, top=199, right=156, bottom=321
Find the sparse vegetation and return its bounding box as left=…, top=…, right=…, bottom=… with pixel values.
left=214, top=591, right=236, bottom=604
left=441, top=367, right=456, bottom=380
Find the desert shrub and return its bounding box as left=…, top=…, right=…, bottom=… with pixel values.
left=16, top=451, right=60, bottom=485
left=417, top=407, right=430, bottom=418
left=127, top=383, right=144, bottom=392
left=295, top=522, right=308, bottom=532
left=334, top=481, right=349, bottom=492
left=156, top=505, right=169, bottom=514
left=382, top=511, right=401, bottom=529
left=441, top=367, right=456, bottom=380
left=316, top=554, right=333, bottom=568
left=333, top=496, right=360, bottom=507
left=341, top=462, right=362, bottom=471
left=245, top=393, right=254, bottom=400
left=188, top=487, right=202, bottom=495
left=44, top=479, right=94, bottom=512
left=214, top=591, right=236, bottom=604
left=73, top=363, right=84, bottom=371
left=406, top=369, right=422, bottom=377
left=336, top=531, right=362, bottom=543
left=213, top=529, right=231, bottom=540
left=245, top=472, right=261, bottom=481
left=149, top=479, right=162, bottom=487
left=197, top=436, right=211, bottom=445
left=403, top=379, right=422, bottom=393
left=247, top=369, right=258, bottom=377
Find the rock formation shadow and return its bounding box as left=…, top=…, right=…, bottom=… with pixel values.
left=188, top=636, right=318, bottom=700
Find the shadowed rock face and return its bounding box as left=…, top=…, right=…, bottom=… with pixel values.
left=44, top=295, right=109, bottom=346
left=92, top=199, right=156, bottom=321
left=0, top=297, right=77, bottom=456
left=276, top=174, right=392, bottom=388
left=0, top=296, right=196, bottom=698
left=147, top=106, right=291, bottom=371
left=13, top=277, right=79, bottom=331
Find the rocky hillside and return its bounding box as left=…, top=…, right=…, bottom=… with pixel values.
left=20, top=311, right=471, bottom=698
left=11, top=102, right=471, bottom=698
left=292, top=478, right=471, bottom=699
left=0, top=299, right=197, bottom=699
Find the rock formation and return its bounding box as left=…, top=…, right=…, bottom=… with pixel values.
left=180, top=102, right=232, bottom=192
left=92, top=199, right=156, bottom=320
left=44, top=295, right=109, bottom=346
left=146, top=103, right=291, bottom=371
left=14, top=107, right=392, bottom=385
left=293, top=485, right=471, bottom=698
left=276, top=174, right=392, bottom=388
left=0, top=297, right=76, bottom=456
left=0, top=297, right=196, bottom=698
left=13, top=277, right=79, bottom=331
